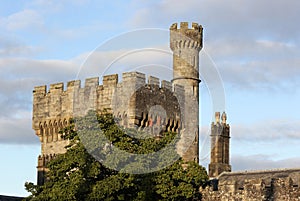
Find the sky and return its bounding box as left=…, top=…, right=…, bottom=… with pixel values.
left=1, top=0, right=300, bottom=197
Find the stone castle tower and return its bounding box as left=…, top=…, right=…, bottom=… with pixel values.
left=170, top=22, right=203, bottom=162
left=209, top=112, right=231, bottom=178
left=32, top=22, right=300, bottom=200
left=33, top=72, right=184, bottom=184
left=33, top=22, right=230, bottom=184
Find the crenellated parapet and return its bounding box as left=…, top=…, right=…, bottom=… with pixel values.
left=130, top=78, right=184, bottom=137
left=33, top=71, right=185, bottom=156
left=33, top=22, right=202, bottom=185
left=170, top=22, right=202, bottom=84
left=170, top=22, right=203, bottom=51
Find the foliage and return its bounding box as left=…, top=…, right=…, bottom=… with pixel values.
left=24, top=111, right=208, bottom=201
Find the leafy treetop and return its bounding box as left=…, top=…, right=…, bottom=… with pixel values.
left=25, top=111, right=208, bottom=201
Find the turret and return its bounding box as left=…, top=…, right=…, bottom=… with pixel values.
left=209, top=112, right=231, bottom=178
left=170, top=22, right=203, bottom=94
left=170, top=22, right=203, bottom=162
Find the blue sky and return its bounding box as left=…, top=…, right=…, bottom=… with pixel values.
left=1, top=0, right=300, bottom=197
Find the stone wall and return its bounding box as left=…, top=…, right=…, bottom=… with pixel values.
left=33, top=21, right=203, bottom=185
left=33, top=71, right=185, bottom=184
left=32, top=71, right=184, bottom=156
left=201, top=168, right=300, bottom=201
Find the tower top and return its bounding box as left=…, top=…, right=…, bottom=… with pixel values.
left=214, top=111, right=228, bottom=125
left=170, top=22, right=202, bottom=33
left=215, top=112, right=220, bottom=124
left=221, top=112, right=227, bottom=124
left=170, top=22, right=203, bottom=50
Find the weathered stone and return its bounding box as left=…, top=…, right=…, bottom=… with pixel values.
left=33, top=22, right=202, bottom=185
left=31, top=22, right=300, bottom=200
left=170, top=22, right=202, bottom=162
left=201, top=169, right=300, bottom=201
left=209, top=111, right=231, bottom=178
left=32, top=72, right=184, bottom=147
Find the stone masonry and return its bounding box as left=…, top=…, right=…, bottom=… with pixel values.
left=209, top=111, right=231, bottom=178
left=33, top=22, right=203, bottom=185
left=170, top=22, right=203, bottom=162
left=32, top=21, right=300, bottom=200
left=201, top=168, right=300, bottom=201
left=33, top=72, right=185, bottom=184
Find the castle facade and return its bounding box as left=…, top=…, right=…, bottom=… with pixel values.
left=32, top=22, right=300, bottom=200
left=32, top=22, right=209, bottom=184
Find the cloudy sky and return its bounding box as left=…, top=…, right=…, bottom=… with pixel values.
left=1, top=0, right=300, bottom=197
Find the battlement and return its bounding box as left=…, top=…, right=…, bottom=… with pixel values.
left=33, top=22, right=202, bottom=179
left=170, top=22, right=203, bottom=50
left=33, top=72, right=182, bottom=97
left=103, top=74, right=118, bottom=86
left=32, top=71, right=185, bottom=134
left=170, top=22, right=202, bottom=32
left=122, top=71, right=145, bottom=82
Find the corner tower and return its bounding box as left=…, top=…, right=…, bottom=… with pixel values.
left=170, top=22, right=203, bottom=162
left=209, top=112, right=231, bottom=178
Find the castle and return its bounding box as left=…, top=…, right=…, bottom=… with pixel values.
left=32, top=22, right=300, bottom=200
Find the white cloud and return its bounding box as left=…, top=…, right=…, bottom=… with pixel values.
left=73, top=32, right=172, bottom=81
left=0, top=114, right=39, bottom=144
left=0, top=37, right=38, bottom=57
left=199, top=119, right=300, bottom=170
left=126, top=0, right=300, bottom=91
left=0, top=46, right=173, bottom=144
left=0, top=57, right=79, bottom=120
left=31, top=0, right=90, bottom=11
left=0, top=55, right=79, bottom=144
left=0, top=9, right=44, bottom=31
left=0, top=58, right=78, bottom=81
left=203, top=37, right=300, bottom=90
left=232, top=154, right=300, bottom=171
left=127, top=0, right=300, bottom=39
left=231, top=120, right=300, bottom=141
left=0, top=56, right=79, bottom=144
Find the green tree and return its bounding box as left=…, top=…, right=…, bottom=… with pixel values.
left=25, top=111, right=208, bottom=201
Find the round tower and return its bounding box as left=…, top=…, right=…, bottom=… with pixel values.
left=170, top=22, right=203, bottom=162
left=170, top=22, right=203, bottom=89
